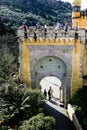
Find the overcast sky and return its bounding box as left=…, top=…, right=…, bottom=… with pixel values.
left=63, top=0, right=87, bottom=9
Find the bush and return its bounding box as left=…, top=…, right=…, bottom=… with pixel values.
left=0, top=82, right=45, bottom=129
left=18, top=113, right=56, bottom=130
left=71, top=86, right=87, bottom=130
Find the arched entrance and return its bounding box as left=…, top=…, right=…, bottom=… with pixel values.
left=32, top=56, right=67, bottom=103
left=40, top=76, right=62, bottom=100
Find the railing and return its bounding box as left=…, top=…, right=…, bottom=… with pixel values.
left=18, top=26, right=76, bottom=38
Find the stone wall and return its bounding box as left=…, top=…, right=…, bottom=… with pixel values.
left=18, top=27, right=86, bottom=101
left=67, top=104, right=83, bottom=130
left=28, top=45, right=73, bottom=102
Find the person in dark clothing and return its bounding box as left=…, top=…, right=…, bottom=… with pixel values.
left=23, top=23, right=28, bottom=38
left=20, top=22, right=28, bottom=38
left=33, top=29, right=37, bottom=42
left=64, top=22, right=69, bottom=36
left=75, top=22, right=79, bottom=39
left=44, top=89, right=47, bottom=99
left=48, top=87, right=53, bottom=100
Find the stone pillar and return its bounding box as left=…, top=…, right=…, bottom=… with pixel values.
left=60, top=87, right=63, bottom=102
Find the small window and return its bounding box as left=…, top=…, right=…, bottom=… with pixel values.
left=49, top=59, right=52, bottom=62
left=40, top=65, right=43, bottom=68
left=58, top=66, right=60, bottom=68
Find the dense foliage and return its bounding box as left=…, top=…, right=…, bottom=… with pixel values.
left=0, top=19, right=19, bottom=83
left=0, top=80, right=55, bottom=130
left=0, top=18, right=7, bottom=35
left=0, top=0, right=72, bottom=29
left=71, top=86, right=87, bottom=130
left=0, top=18, right=16, bottom=34
left=18, top=113, right=55, bottom=130
left=0, top=47, right=16, bottom=82
left=0, top=14, right=56, bottom=130
left=0, top=81, right=45, bottom=129
left=0, top=35, right=18, bottom=82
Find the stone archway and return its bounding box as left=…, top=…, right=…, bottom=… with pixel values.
left=29, top=45, right=73, bottom=102
left=32, top=56, right=67, bottom=103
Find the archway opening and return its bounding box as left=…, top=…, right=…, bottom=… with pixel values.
left=40, top=76, right=62, bottom=100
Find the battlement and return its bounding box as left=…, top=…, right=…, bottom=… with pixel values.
left=18, top=26, right=86, bottom=44
left=22, top=37, right=80, bottom=46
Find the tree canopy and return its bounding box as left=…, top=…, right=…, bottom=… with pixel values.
left=0, top=0, right=72, bottom=28
left=18, top=113, right=56, bottom=130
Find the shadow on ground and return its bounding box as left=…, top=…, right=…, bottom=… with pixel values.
left=44, top=102, right=76, bottom=130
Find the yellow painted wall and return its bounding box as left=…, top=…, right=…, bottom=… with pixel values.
left=72, top=3, right=87, bottom=87
left=21, top=39, right=31, bottom=87
left=79, top=17, right=87, bottom=29
left=72, top=16, right=87, bottom=28
left=83, top=31, right=87, bottom=86
left=21, top=37, right=83, bottom=97
left=21, top=38, right=75, bottom=88
left=83, top=43, right=87, bottom=75
left=72, top=12, right=80, bottom=19
left=71, top=39, right=82, bottom=97
left=21, top=38, right=75, bottom=46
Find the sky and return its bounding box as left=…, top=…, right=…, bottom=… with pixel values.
left=63, top=0, right=87, bottom=9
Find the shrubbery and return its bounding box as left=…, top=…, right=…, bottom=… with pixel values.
left=18, top=113, right=55, bottom=130
left=71, top=86, right=87, bottom=130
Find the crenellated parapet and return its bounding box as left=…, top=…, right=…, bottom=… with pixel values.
left=18, top=27, right=86, bottom=45
left=22, top=37, right=79, bottom=46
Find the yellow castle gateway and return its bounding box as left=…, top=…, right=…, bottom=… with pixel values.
left=18, top=0, right=87, bottom=104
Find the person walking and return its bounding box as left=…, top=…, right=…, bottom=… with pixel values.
left=44, top=89, right=47, bottom=99
left=48, top=87, right=53, bottom=100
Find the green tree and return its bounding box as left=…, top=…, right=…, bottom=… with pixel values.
left=0, top=33, right=19, bottom=83
left=0, top=18, right=7, bottom=35
left=0, top=34, right=18, bottom=59
left=0, top=82, right=45, bottom=128
left=18, top=113, right=56, bottom=130
left=0, top=47, right=17, bottom=82
left=0, top=0, right=72, bottom=28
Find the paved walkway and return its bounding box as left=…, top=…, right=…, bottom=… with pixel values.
left=44, top=99, right=76, bottom=130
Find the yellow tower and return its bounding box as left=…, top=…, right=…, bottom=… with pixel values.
left=72, top=0, right=87, bottom=87
left=72, top=0, right=81, bottom=27
left=72, top=0, right=87, bottom=28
